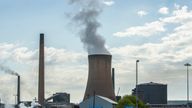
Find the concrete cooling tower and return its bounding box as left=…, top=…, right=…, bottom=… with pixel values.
left=83, top=54, right=116, bottom=101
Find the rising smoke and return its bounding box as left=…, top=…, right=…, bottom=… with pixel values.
left=69, top=0, right=112, bottom=55
left=0, top=65, right=19, bottom=76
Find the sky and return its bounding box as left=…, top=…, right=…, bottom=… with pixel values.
left=0, top=0, right=192, bottom=104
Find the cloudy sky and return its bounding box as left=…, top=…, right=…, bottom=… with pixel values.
left=0, top=0, right=192, bottom=104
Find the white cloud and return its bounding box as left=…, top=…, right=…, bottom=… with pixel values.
left=103, top=0, right=115, bottom=6
left=161, top=6, right=192, bottom=24
left=114, top=5, right=192, bottom=37
left=0, top=43, right=16, bottom=60
left=137, top=10, right=148, bottom=17
left=0, top=43, right=85, bottom=65
left=113, top=5, right=192, bottom=62
left=159, top=7, right=169, bottom=14
left=11, top=47, right=38, bottom=63
left=113, top=21, right=165, bottom=37
left=45, top=47, right=85, bottom=65
left=174, top=3, right=180, bottom=10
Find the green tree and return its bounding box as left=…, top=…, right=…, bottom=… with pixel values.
left=116, top=95, right=148, bottom=108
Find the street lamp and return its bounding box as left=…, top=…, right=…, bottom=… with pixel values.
left=184, top=63, right=191, bottom=107
left=136, top=60, right=139, bottom=108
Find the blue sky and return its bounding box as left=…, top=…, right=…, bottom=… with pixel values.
left=0, top=0, right=191, bottom=46
left=0, top=0, right=192, bottom=104
left=1, top=0, right=190, bottom=49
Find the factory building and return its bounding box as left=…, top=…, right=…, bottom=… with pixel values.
left=132, top=82, right=167, bottom=104
left=45, top=92, right=75, bottom=108
left=52, top=93, right=70, bottom=104
left=45, top=92, right=71, bottom=108
left=80, top=95, right=117, bottom=108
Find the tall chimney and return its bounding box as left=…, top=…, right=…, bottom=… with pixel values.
left=17, top=75, right=20, bottom=105
left=112, top=68, right=115, bottom=92
left=38, top=33, right=45, bottom=106
left=84, top=54, right=116, bottom=101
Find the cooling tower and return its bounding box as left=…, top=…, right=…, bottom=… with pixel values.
left=38, top=33, right=45, bottom=106
left=84, top=54, right=116, bottom=101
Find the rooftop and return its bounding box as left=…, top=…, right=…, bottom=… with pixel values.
left=139, top=82, right=167, bottom=86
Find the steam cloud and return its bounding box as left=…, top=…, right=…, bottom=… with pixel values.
left=0, top=65, right=19, bottom=76
left=69, top=0, right=111, bottom=55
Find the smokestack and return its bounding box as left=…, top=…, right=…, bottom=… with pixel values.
left=17, top=75, right=20, bottom=105
left=112, top=68, right=115, bottom=92
left=38, top=33, right=45, bottom=106
left=84, top=54, right=116, bottom=101
left=0, top=65, right=20, bottom=105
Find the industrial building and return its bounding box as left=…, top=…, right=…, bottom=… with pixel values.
left=80, top=95, right=117, bottom=108
left=45, top=92, right=77, bottom=108
left=53, top=93, right=70, bottom=104
left=46, top=92, right=70, bottom=104
left=132, top=82, right=167, bottom=104
left=0, top=102, right=4, bottom=108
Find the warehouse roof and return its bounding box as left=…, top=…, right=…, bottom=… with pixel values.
left=97, top=95, right=117, bottom=104
left=82, top=95, right=117, bottom=105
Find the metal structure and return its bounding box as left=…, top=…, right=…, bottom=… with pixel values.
left=38, top=33, right=45, bottom=106
left=84, top=54, right=116, bottom=101
left=136, top=60, right=139, bottom=108
left=184, top=63, right=191, bottom=107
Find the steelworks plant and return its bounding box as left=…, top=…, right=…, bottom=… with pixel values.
left=36, top=34, right=116, bottom=108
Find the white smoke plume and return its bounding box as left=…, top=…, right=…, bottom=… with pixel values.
left=0, top=65, right=19, bottom=76
left=69, top=0, right=111, bottom=55
left=19, top=100, right=41, bottom=108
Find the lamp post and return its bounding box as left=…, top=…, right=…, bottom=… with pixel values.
left=184, top=63, right=191, bottom=107
left=17, top=75, right=20, bottom=105
left=136, top=60, right=139, bottom=108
